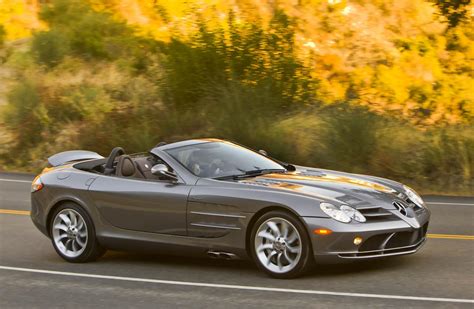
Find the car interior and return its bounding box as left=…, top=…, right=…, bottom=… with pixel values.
left=73, top=147, right=172, bottom=181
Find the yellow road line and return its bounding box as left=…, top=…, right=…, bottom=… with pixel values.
left=427, top=234, right=474, bottom=240
left=0, top=209, right=473, bottom=240
left=0, top=209, right=30, bottom=215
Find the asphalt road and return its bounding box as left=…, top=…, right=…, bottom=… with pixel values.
left=0, top=172, right=473, bottom=308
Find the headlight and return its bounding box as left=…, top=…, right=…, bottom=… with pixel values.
left=320, top=203, right=366, bottom=223
left=340, top=205, right=366, bottom=223
left=403, top=185, right=425, bottom=208
left=320, top=203, right=350, bottom=223
left=31, top=176, right=44, bottom=193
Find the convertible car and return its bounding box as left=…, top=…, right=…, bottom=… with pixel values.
left=31, top=138, right=430, bottom=278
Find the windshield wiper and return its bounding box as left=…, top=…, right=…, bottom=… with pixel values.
left=215, top=169, right=286, bottom=180
left=243, top=169, right=286, bottom=176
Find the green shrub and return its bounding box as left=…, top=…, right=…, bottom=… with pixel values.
left=35, top=0, right=140, bottom=62
left=4, top=79, right=48, bottom=155
left=315, top=104, right=380, bottom=173
left=160, top=10, right=314, bottom=116
left=422, top=127, right=473, bottom=192
left=32, top=30, right=70, bottom=67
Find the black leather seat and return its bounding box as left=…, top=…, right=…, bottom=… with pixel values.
left=116, top=155, right=145, bottom=178
left=134, top=156, right=170, bottom=180
left=134, top=157, right=157, bottom=179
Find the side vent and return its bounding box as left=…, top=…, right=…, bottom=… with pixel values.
left=355, top=205, right=395, bottom=221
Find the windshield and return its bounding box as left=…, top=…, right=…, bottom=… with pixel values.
left=165, top=141, right=285, bottom=178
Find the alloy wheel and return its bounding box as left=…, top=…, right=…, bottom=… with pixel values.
left=254, top=217, right=302, bottom=274
left=52, top=209, right=88, bottom=258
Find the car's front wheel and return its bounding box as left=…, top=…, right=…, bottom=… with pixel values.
left=250, top=210, right=314, bottom=278
left=50, top=203, right=105, bottom=262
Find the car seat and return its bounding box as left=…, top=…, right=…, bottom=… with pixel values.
left=116, top=155, right=145, bottom=178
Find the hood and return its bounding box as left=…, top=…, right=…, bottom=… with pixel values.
left=237, top=167, right=404, bottom=209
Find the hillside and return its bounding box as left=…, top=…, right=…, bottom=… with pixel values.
left=0, top=0, right=472, bottom=194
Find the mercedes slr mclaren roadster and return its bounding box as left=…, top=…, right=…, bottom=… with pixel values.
left=31, top=139, right=430, bottom=278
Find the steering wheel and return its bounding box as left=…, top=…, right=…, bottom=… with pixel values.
left=104, top=147, right=125, bottom=175
left=209, top=159, right=225, bottom=176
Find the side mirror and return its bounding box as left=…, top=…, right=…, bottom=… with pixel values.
left=151, top=164, right=178, bottom=181
left=258, top=149, right=268, bottom=156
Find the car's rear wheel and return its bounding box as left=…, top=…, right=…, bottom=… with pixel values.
left=250, top=210, right=314, bottom=278
left=50, top=203, right=105, bottom=262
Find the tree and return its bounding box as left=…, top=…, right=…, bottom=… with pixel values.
left=433, top=0, right=472, bottom=28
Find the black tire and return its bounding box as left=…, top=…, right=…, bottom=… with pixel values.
left=49, top=202, right=106, bottom=263
left=250, top=210, right=314, bottom=279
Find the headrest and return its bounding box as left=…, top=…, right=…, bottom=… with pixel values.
left=119, top=156, right=135, bottom=177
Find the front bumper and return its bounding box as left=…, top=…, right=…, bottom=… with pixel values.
left=302, top=208, right=430, bottom=263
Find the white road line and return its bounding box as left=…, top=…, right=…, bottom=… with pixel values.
left=427, top=202, right=474, bottom=206
left=0, top=178, right=32, bottom=183
left=0, top=266, right=472, bottom=304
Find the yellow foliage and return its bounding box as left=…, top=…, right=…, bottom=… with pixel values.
left=0, top=0, right=43, bottom=40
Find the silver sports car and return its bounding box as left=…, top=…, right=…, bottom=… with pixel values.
left=31, top=138, right=430, bottom=278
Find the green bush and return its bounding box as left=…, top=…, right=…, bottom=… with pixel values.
left=4, top=79, right=47, bottom=155
left=34, top=0, right=141, bottom=62
left=422, top=127, right=473, bottom=192
left=160, top=11, right=314, bottom=115
left=32, top=30, right=70, bottom=67
left=316, top=104, right=380, bottom=173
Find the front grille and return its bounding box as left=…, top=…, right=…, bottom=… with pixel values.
left=393, top=201, right=409, bottom=216
left=397, top=193, right=424, bottom=211
left=359, top=227, right=427, bottom=252
left=339, top=228, right=427, bottom=258
left=359, top=233, right=391, bottom=251
left=392, top=199, right=425, bottom=218
left=356, top=205, right=396, bottom=222
left=386, top=231, right=418, bottom=248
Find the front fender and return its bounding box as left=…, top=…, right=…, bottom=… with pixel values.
left=189, top=182, right=329, bottom=217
